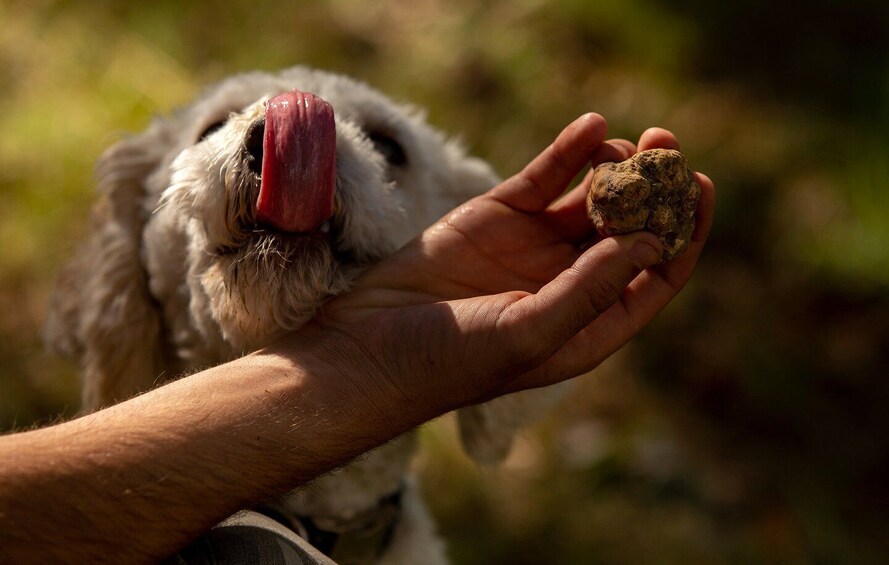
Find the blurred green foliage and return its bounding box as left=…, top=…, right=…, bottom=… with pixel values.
left=2, top=0, right=888, bottom=562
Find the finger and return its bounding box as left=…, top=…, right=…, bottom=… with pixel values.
left=489, top=113, right=608, bottom=213
left=544, top=182, right=593, bottom=241
left=624, top=171, right=714, bottom=286
left=497, top=231, right=663, bottom=365
left=506, top=171, right=715, bottom=393
left=548, top=133, right=700, bottom=245
left=638, top=127, right=680, bottom=151
left=570, top=172, right=715, bottom=370
left=690, top=172, right=715, bottom=242
left=602, top=171, right=714, bottom=334
left=590, top=138, right=635, bottom=166
left=545, top=138, right=636, bottom=242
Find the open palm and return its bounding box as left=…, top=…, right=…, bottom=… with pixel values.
left=318, top=114, right=715, bottom=409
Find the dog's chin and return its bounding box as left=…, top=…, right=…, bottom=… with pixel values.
left=218, top=224, right=333, bottom=261
left=200, top=220, right=355, bottom=353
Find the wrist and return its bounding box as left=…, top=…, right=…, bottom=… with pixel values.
left=260, top=322, right=442, bottom=458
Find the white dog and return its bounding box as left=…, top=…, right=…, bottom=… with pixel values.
left=45, top=66, right=557, bottom=564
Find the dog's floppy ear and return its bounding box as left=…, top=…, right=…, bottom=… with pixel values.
left=458, top=386, right=568, bottom=465
left=45, top=123, right=171, bottom=411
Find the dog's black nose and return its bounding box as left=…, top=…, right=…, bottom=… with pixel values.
left=245, top=119, right=265, bottom=176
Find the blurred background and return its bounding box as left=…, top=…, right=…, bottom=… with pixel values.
left=2, top=0, right=888, bottom=562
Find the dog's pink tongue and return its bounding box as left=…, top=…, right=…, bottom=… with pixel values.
left=256, top=90, right=336, bottom=233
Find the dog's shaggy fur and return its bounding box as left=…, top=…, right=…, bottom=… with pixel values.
left=46, top=66, right=557, bottom=563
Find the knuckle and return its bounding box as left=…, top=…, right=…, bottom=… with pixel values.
left=584, top=275, right=623, bottom=316
left=564, top=265, right=612, bottom=318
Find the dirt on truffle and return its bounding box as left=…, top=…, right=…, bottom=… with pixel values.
left=586, top=148, right=701, bottom=261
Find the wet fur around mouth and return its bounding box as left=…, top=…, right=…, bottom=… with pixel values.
left=44, top=65, right=567, bottom=564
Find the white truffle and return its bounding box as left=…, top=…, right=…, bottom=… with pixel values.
left=586, top=149, right=701, bottom=261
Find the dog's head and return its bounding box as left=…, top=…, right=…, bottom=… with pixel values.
left=46, top=66, right=548, bottom=463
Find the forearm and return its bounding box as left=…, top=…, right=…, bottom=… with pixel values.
left=0, top=336, right=430, bottom=563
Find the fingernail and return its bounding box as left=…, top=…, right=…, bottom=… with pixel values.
left=629, top=236, right=663, bottom=269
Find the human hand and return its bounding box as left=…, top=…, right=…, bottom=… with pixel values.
left=293, top=114, right=714, bottom=422
left=0, top=117, right=712, bottom=565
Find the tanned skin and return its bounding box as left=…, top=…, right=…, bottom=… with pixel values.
left=0, top=115, right=715, bottom=563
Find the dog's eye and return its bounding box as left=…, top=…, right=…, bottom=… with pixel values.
left=368, top=132, right=407, bottom=167
left=196, top=119, right=227, bottom=142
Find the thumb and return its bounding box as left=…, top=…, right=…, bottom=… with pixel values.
left=500, top=231, right=663, bottom=359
